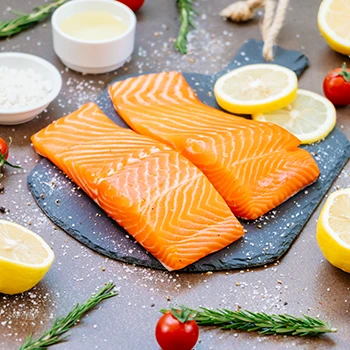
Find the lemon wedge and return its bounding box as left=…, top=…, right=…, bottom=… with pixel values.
left=252, top=89, right=336, bottom=144
left=318, top=0, right=350, bottom=55
left=0, top=220, right=54, bottom=294
left=317, top=189, right=350, bottom=273
left=214, top=64, right=298, bottom=114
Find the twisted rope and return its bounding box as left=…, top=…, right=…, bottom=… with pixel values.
left=220, top=0, right=290, bottom=61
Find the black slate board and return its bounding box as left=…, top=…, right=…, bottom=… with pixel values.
left=28, top=40, right=350, bottom=272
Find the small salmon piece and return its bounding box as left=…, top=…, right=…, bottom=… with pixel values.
left=109, top=71, right=320, bottom=220
left=31, top=103, right=244, bottom=270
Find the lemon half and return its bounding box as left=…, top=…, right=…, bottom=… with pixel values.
left=252, top=89, right=336, bottom=144
left=317, top=189, right=350, bottom=273
left=214, top=64, right=298, bottom=115
left=318, top=0, right=350, bottom=55
left=0, top=220, right=54, bottom=294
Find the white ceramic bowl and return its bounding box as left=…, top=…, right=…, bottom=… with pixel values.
left=52, top=0, right=136, bottom=74
left=0, top=53, right=62, bottom=125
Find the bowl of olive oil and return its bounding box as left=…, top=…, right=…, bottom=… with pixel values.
left=52, top=0, right=136, bottom=74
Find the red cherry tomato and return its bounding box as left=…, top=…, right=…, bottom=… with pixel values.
left=117, top=0, right=145, bottom=12
left=155, top=311, right=199, bottom=350
left=0, top=137, right=21, bottom=177
left=0, top=138, right=9, bottom=161
left=323, top=63, right=350, bottom=106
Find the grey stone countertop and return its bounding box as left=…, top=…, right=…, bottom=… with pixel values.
left=0, top=0, right=349, bottom=349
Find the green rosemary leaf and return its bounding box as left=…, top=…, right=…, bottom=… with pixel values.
left=0, top=0, right=67, bottom=38
left=11, top=10, right=29, bottom=16
left=175, top=0, right=196, bottom=54
left=19, top=282, right=118, bottom=350
left=161, top=305, right=337, bottom=337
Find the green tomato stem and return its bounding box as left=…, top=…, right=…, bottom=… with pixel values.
left=338, top=62, right=350, bottom=83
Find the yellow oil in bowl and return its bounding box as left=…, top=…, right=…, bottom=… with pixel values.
left=60, top=11, right=128, bottom=41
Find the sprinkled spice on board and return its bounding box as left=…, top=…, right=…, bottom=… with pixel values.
left=0, top=66, right=52, bottom=109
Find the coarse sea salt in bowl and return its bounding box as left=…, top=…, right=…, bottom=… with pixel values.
left=0, top=52, right=62, bottom=125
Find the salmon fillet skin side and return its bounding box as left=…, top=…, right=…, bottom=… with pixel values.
left=31, top=102, right=245, bottom=271
left=109, top=71, right=320, bottom=220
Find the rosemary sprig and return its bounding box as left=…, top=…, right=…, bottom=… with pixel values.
left=0, top=0, right=67, bottom=38
left=175, top=0, right=196, bottom=54
left=19, top=282, right=118, bottom=350
left=161, top=306, right=337, bottom=337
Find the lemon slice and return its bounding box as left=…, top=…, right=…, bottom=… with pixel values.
left=252, top=89, right=336, bottom=144
left=317, top=189, right=350, bottom=273
left=318, top=0, right=350, bottom=55
left=214, top=64, right=298, bottom=114
left=0, top=220, right=54, bottom=294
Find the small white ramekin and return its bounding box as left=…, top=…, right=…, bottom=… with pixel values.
left=52, top=0, right=136, bottom=74
left=0, top=53, right=62, bottom=125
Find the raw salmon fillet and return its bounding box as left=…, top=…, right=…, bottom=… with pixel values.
left=109, top=71, right=320, bottom=220
left=31, top=102, right=244, bottom=271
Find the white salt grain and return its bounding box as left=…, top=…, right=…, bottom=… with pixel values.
left=0, top=66, right=52, bottom=109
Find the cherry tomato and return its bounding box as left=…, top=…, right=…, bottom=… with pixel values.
left=155, top=311, right=199, bottom=350
left=117, top=0, right=145, bottom=12
left=0, top=137, right=21, bottom=177
left=323, top=63, right=350, bottom=106
left=0, top=137, right=9, bottom=161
